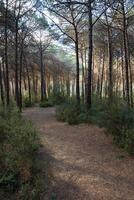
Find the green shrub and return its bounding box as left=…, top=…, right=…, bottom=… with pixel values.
left=39, top=99, right=53, bottom=108
left=77, top=112, right=90, bottom=124
left=103, top=102, right=134, bottom=153
left=0, top=106, right=42, bottom=198
left=23, top=97, right=34, bottom=108
left=49, top=92, right=67, bottom=105
left=56, top=102, right=79, bottom=124
left=56, top=96, right=134, bottom=154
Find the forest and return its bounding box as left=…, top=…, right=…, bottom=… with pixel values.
left=0, top=0, right=134, bottom=199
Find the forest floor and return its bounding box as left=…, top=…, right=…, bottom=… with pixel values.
left=23, top=107, right=134, bottom=200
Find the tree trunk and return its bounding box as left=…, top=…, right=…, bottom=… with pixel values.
left=100, top=51, right=105, bottom=98
left=105, top=10, right=113, bottom=102
left=80, top=48, right=85, bottom=102
left=19, top=45, right=23, bottom=111
left=0, top=64, right=4, bottom=104
left=121, top=45, right=125, bottom=99
left=122, top=0, right=130, bottom=106
left=40, top=43, right=46, bottom=102
left=15, top=20, right=20, bottom=108
left=5, top=0, right=10, bottom=105
left=75, top=30, right=80, bottom=105
left=87, top=0, right=93, bottom=109
left=25, top=62, right=31, bottom=104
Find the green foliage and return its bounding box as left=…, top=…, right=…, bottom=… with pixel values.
left=103, top=101, right=134, bottom=154
left=39, top=99, right=53, bottom=108
left=88, top=97, right=108, bottom=125
left=88, top=97, right=134, bottom=154
left=51, top=91, right=67, bottom=105
left=56, top=101, right=90, bottom=125
left=56, top=97, right=107, bottom=126
left=56, top=101, right=75, bottom=124
left=23, top=97, right=34, bottom=108
left=56, top=97, right=134, bottom=154
left=0, top=106, right=43, bottom=199
left=18, top=176, right=45, bottom=200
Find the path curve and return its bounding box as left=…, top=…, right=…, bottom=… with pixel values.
left=23, top=107, right=134, bottom=200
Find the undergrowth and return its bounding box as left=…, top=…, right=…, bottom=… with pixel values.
left=56, top=97, right=134, bottom=154
left=0, top=105, right=52, bottom=199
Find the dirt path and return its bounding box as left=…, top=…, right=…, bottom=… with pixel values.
left=23, top=107, right=134, bottom=200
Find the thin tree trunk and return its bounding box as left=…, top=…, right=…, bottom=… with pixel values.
left=0, top=64, right=4, bottom=104
left=100, top=51, right=105, bottom=98
left=80, top=49, right=85, bottom=102
left=5, top=0, right=10, bottom=105
left=19, top=45, right=23, bottom=111
left=40, top=43, right=46, bottom=102
left=25, top=62, right=31, bottom=104
left=97, top=53, right=102, bottom=97
left=105, top=9, right=113, bottom=102
left=87, top=0, right=93, bottom=109
left=126, top=32, right=133, bottom=107
left=2, top=57, right=6, bottom=92
left=122, top=0, right=130, bottom=106
left=121, top=45, right=125, bottom=99
left=15, top=20, right=20, bottom=107
left=75, top=30, right=80, bottom=105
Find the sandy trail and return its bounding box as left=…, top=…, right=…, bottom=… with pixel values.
left=23, top=107, right=134, bottom=200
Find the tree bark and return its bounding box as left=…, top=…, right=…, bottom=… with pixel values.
left=100, top=51, right=105, bottom=98
left=121, top=0, right=130, bottom=106
left=75, top=30, right=80, bottom=105
left=0, top=64, right=4, bottom=104
left=15, top=19, right=20, bottom=108
left=105, top=9, right=113, bottom=102
left=40, top=42, right=46, bottom=102
left=87, top=0, right=93, bottom=109
left=5, top=0, right=10, bottom=105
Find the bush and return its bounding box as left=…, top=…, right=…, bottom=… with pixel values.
left=56, top=97, right=106, bottom=125
left=23, top=97, right=34, bottom=108
left=103, top=102, right=134, bottom=154
left=39, top=99, right=53, bottom=108
left=0, top=106, right=42, bottom=199
left=56, top=97, right=134, bottom=154
left=56, top=101, right=90, bottom=125
left=87, top=98, right=134, bottom=154
left=49, top=92, right=67, bottom=105
left=56, top=102, right=79, bottom=125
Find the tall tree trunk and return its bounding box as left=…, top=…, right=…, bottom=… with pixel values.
left=105, top=10, right=113, bottom=102
left=80, top=48, right=85, bottom=102
left=121, top=45, right=125, bottom=99
left=15, top=20, right=20, bottom=108
left=19, top=45, right=23, bottom=111
left=87, top=0, right=93, bottom=109
left=35, top=75, right=38, bottom=98
left=11, top=78, right=15, bottom=98
left=25, top=62, right=31, bottom=104
left=122, top=0, right=130, bottom=106
left=23, top=68, right=27, bottom=91
left=31, top=64, right=37, bottom=100
left=40, top=43, right=46, bottom=102
left=92, top=53, right=95, bottom=96
left=97, top=53, right=102, bottom=97
left=126, top=32, right=133, bottom=107
left=66, top=72, right=70, bottom=97
left=2, top=57, right=6, bottom=92
left=100, top=51, right=105, bottom=98
left=75, top=30, right=80, bottom=105
left=5, top=0, right=10, bottom=105
left=0, top=64, right=4, bottom=104
left=129, top=57, right=133, bottom=107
